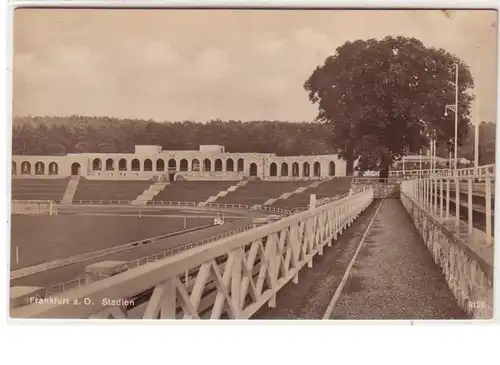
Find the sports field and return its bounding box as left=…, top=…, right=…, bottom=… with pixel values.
left=10, top=206, right=229, bottom=270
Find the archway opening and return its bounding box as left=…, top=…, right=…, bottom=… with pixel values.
left=119, top=158, right=127, bottom=171
left=12, top=161, right=17, bottom=175
left=168, top=159, right=177, bottom=171
left=35, top=162, right=45, bottom=175
left=144, top=159, right=153, bottom=172
left=281, top=162, right=288, bottom=177
left=192, top=159, right=200, bottom=171
left=21, top=161, right=31, bottom=175
left=215, top=159, right=223, bottom=172
left=49, top=162, right=58, bottom=175
left=314, top=162, right=321, bottom=177
left=303, top=162, right=310, bottom=177
left=270, top=163, right=277, bottom=177
left=226, top=158, right=234, bottom=172
left=292, top=162, right=299, bottom=177
left=329, top=161, right=336, bottom=176
left=249, top=163, right=258, bottom=176
left=71, top=162, right=81, bottom=176
left=180, top=159, right=188, bottom=171
left=156, top=159, right=165, bottom=172
left=203, top=159, right=212, bottom=172
left=106, top=158, right=114, bottom=171
left=131, top=159, right=140, bottom=171
left=92, top=158, right=102, bottom=171
left=237, top=158, right=244, bottom=172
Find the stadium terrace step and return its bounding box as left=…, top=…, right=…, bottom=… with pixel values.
left=271, top=177, right=353, bottom=209
left=12, top=178, right=70, bottom=203
left=132, top=182, right=169, bottom=205
left=152, top=181, right=236, bottom=204
left=215, top=181, right=310, bottom=206
left=72, top=179, right=154, bottom=203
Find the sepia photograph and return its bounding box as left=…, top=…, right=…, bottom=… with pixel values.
left=8, top=6, right=496, bottom=321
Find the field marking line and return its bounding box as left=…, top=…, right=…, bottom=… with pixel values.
left=322, top=199, right=383, bottom=320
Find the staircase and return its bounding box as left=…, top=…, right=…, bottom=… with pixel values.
left=61, top=176, right=80, bottom=205
left=131, top=182, right=169, bottom=205
left=204, top=179, right=249, bottom=203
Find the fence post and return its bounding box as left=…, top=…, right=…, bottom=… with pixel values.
left=485, top=177, right=492, bottom=243
left=468, top=178, right=473, bottom=234
left=446, top=178, right=450, bottom=219
left=440, top=178, right=444, bottom=219
left=455, top=178, right=460, bottom=227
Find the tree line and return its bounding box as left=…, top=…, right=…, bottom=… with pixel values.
left=11, top=116, right=337, bottom=157
left=11, top=115, right=494, bottom=167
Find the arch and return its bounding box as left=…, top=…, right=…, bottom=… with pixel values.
left=12, top=161, right=17, bottom=175
left=292, top=162, right=299, bottom=177
left=71, top=162, right=81, bottom=176
left=226, top=158, right=234, bottom=172
left=313, top=161, right=321, bottom=177
left=237, top=158, right=244, bottom=172
left=144, top=159, right=153, bottom=172
left=168, top=158, right=177, bottom=170
left=329, top=161, right=336, bottom=176
left=119, top=158, right=127, bottom=171
left=203, top=159, right=212, bottom=171
left=180, top=159, right=188, bottom=171
left=48, top=162, right=58, bottom=175
left=156, top=159, right=165, bottom=172
left=92, top=158, right=102, bottom=171
left=192, top=159, right=200, bottom=171
left=303, top=162, right=310, bottom=177
left=21, top=161, right=31, bottom=175
left=280, top=162, right=289, bottom=177
left=105, top=158, right=114, bottom=171
left=131, top=159, right=140, bottom=171
left=249, top=163, right=258, bottom=176
left=35, top=162, right=45, bottom=175
left=270, top=162, right=278, bottom=177
left=215, top=158, right=223, bottom=172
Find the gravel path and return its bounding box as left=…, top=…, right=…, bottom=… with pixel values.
left=330, top=199, right=468, bottom=320
left=253, top=201, right=382, bottom=319
left=253, top=199, right=468, bottom=320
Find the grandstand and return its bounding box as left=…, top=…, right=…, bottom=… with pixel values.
left=215, top=181, right=310, bottom=206
left=72, top=179, right=153, bottom=203
left=271, top=177, right=353, bottom=209
left=151, top=181, right=236, bottom=204
left=12, top=178, right=69, bottom=202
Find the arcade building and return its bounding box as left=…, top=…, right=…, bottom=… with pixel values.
left=12, top=145, right=346, bottom=181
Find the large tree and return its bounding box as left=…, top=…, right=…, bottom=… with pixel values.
left=304, top=36, right=475, bottom=177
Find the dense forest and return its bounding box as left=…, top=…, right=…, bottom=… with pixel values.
left=11, top=116, right=496, bottom=166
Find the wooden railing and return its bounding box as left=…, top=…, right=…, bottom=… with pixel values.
left=11, top=189, right=374, bottom=319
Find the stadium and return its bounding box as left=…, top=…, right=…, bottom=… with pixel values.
left=10, top=144, right=353, bottom=297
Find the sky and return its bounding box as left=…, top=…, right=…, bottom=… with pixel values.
left=13, top=8, right=498, bottom=124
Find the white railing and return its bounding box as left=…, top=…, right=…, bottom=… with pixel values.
left=198, top=202, right=251, bottom=209
left=71, top=200, right=132, bottom=205
left=401, top=175, right=494, bottom=243
left=251, top=205, right=292, bottom=215
left=390, top=164, right=495, bottom=180
left=146, top=201, right=198, bottom=206
left=12, top=189, right=374, bottom=319
left=352, top=176, right=404, bottom=184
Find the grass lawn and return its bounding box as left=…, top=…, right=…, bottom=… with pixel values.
left=10, top=214, right=212, bottom=270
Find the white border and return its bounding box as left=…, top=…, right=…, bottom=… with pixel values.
left=3, top=1, right=500, bottom=364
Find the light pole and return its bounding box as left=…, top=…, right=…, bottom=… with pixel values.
left=444, top=62, right=459, bottom=171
